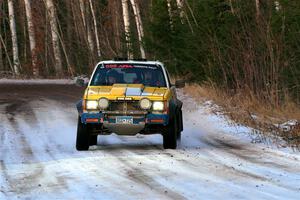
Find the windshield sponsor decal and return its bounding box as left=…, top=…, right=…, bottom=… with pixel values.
left=101, top=64, right=158, bottom=70
left=103, top=64, right=133, bottom=69
left=133, top=65, right=157, bottom=69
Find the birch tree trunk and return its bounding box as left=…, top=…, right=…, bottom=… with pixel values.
left=45, top=0, right=63, bottom=76
left=88, top=0, right=101, bottom=58
left=121, top=0, right=133, bottom=59
left=175, top=0, right=194, bottom=32
left=166, top=0, right=174, bottom=30
left=176, top=0, right=184, bottom=19
left=176, top=0, right=184, bottom=9
left=8, top=0, right=20, bottom=75
left=79, top=0, right=86, bottom=28
left=129, top=0, right=145, bottom=59
left=79, top=0, right=94, bottom=55
left=0, top=37, right=3, bottom=71
left=255, top=0, right=260, bottom=20
left=24, top=0, right=39, bottom=76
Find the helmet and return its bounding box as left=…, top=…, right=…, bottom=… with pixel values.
left=106, top=69, right=119, bottom=84
left=106, top=69, right=119, bottom=77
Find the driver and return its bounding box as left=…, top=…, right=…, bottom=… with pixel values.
left=143, top=70, right=158, bottom=86
left=106, top=70, right=119, bottom=85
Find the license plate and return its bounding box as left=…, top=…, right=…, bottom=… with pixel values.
left=116, top=116, right=133, bottom=124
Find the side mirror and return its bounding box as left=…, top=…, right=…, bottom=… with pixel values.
left=75, top=77, right=88, bottom=87
left=175, top=80, right=185, bottom=88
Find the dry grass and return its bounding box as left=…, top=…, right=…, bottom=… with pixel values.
left=183, top=83, right=300, bottom=149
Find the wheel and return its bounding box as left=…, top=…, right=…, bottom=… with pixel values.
left=163, top=115, right=178, bottom=149
left=177, top=110, right=183, bottom=141
left=177, top=131, right=181, bottom=140
left=76, top=116, right=90, bottom=151
left=90, top=135, right=98, bottom=146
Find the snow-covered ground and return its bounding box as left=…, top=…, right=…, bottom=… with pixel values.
left=0, top=83, right=299, bottom=200
left=0, top=78, right=75, bottom=85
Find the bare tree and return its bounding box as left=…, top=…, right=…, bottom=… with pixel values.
left=44, top=0, right=63, bottom=76
left=175, top=0, right=195, bottom=33
left=185, top=0, right=198, bottom=27
left=166, top=0, right=174, bottom=30
left=129, top=0, right=145, bottom=58
left=121, top=0, right=133, bottom=59
left=0, top=6, right=2, bottom=71
left=56, top=18, right=73, bottom=76
left=0, top=33, right=14, bottom=73
left=88, top=0, right=101, bottom=58
left=24, top=0, right=38, bottom=76
left=255, top=0, right=260, bottom=20
left=0, top=35, right=3, bottom=71
left=108, top=0, right=122, bottom=55
left=8, top=0, right=20, bottom=75
left=229, top=0, right=235, bottom=14
left=176, top=0, right=184, bottom=19
left=274, top=1, right=281, bottom=11
left=79, top=0, right=94, bottom=55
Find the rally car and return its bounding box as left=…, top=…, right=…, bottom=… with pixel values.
left=75, top=59, right=185, bottom=150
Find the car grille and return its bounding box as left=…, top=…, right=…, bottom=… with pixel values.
left=108, top=101, right=143, bottom=113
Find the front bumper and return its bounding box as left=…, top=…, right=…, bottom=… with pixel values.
left=80, top=112, right=169, bottom=126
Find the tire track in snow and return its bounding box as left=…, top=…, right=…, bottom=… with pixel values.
left=201, top=135, right=300, bottom=173
left=109, top=149, right=187, bottom=200
left=195, top=132, right=300, bottom=192
left=1, top=98, right=73, bottom=197
left=1, top=100, right=47, bottom=195
left=4, top=100, right=37, bottom=161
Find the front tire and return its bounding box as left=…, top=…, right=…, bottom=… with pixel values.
left=76, top=116, right=90, bottom=151
left=163, top=116, right=178, bottom=149
left=177, top=110, right=183, bottom=140
left=90, top=135, right=98, bottom=146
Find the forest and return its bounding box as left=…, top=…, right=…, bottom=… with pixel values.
left=0, top=0, right=299, bottom=105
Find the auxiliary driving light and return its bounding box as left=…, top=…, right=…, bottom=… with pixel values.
left=140, top=98, right=152, bottom=110
left=98, top=98, right=109, bottom=109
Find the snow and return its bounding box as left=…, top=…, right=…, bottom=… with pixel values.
left=0, top=78, right=75, bottom=85
left=0, top=81, right=300, bottom=199
left=276, top=120, right=299, bottom=132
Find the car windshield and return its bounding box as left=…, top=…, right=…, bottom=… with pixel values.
left=90, top=63, right=167, bottom=87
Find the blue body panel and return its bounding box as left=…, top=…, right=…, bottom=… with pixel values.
left=146, top=114, right=169, bottom=126
left=80, top=112, right=104, bottom=124
left=80, top=112, right=169, bottom=126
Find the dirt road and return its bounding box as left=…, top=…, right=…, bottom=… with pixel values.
left=0, top=83, right=299, bottom=200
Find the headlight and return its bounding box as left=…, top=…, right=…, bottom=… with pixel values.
left=98, top=98, right=109, bottom=109
left=86, top=100, right=98, bottom=110
left=140, top=98, right=152, bottom=110
left=152, top=101, right=164, bottom=111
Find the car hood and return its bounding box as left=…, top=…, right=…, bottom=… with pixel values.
left=85, top=84, right=169, bottom=100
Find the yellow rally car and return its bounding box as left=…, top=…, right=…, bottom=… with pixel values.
left=76, top=59, right=185, bottom=150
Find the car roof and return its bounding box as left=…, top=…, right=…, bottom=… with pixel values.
left=95, top=60, right=165, bottom=67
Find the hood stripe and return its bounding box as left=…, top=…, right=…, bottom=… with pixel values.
left=125, top=87, right=142, bottom=96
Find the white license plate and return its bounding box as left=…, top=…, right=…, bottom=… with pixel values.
left=116, top=116, right=133, bottom=124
